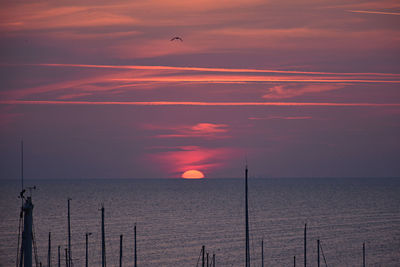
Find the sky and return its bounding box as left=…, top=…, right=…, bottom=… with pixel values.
left=0, top=0, right=399, bottom=179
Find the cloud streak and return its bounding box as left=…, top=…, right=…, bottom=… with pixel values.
left=347, top=10, right=400, bottom=16
left=147, top=123, right=229, bottom=139
left=1, top=100, right=399, bottom=107
left=10, top=63, right=400, bottom=77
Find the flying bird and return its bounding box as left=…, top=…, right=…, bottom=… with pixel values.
left=170, top=36, right=183, bottom=42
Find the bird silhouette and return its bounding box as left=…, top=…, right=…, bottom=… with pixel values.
left=170, top=36, right=183, bottom=42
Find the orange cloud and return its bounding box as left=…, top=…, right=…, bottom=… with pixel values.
left=0, top=3, right=139, bottom=31
left=144, top=122, right=229, bottom=139
left=149, top=145, right=235, bottom=177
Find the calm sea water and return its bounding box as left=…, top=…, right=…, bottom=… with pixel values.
left=1, top=178, right=399, bottom=267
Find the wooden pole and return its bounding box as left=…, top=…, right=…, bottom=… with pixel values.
left=58, top=246, right=60, bottom=267
left=317, top=239, right=320, bottom=267
left=213, top=254, right=215, bottom=267
left=261, top=239, right=264, bottom=267
left=48, top=232, right=51, bottom=267
left=245, top=165, right=250, bottom=267
left=85, top=233, right=91, bottom=267
left=363, top=242, right=366, bottom=267
left=119, top=235, right=123, bottom=267
left=304, top=223, right=307, bottom=267
left=101, top=205, right=106, bottom=267
left=134, top=224, right=137, bottom=267
left=294, top=255, right=296, bottom=267
left=67, top=199, right=71, bottom=267
left=202, top=245, right=205, bottom=267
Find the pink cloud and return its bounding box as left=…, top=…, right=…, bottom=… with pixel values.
left=262, top=84, right=344, bottom=99
left=347, top=10, right=400, bottom=16
left=249, top=116, right=312, bottom=120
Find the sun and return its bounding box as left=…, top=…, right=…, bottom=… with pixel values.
left=181, top=170, right=205, bottom=179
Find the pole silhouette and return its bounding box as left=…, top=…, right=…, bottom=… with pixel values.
left=304, top=223, right=307, bottom=267
left=134, top=224, right=137, bottom=267
left=85, top=233, right=91, bottom=267
left=363, top=242, right=366, bottom=267
left=245, top=165, right=250, bottom=267
left=119, top=235, right=123, bottom=267
left=261, top=239, right=264, bottom=267
left=317, top=239, right=320, bottom=267
left=101, top=205, right=106, bottom=267
left=67, top=199, right=71, bottom=267
left=48, top=232, right=51, bottom=267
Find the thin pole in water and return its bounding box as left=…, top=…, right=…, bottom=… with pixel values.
left=363, top=242, right=366, bottom=267
left=261, top=239, right=264, bottom=267
left=245, top=164, right=250, bottom=267
left=134, top=224, right=137, bottom=267
left=48, top=232, right=51, bottom=267
left=304, top=223, right=307, bottom=267
left=85, top=233, right=91, bottom=267
left=57, top=246, right=60, bottom=267
left=101, top=205, right=106, bottom=267
left=213, top=254, right=215, bottom=267
left=119, top=235, right=123, bottom=267
left=202, top=245, right=205, bottom=267
left=67, top=199, right=71, bottom=267
left=317, top=239, right=320, bottom=267
left=294, top=255, right=296, bottom=267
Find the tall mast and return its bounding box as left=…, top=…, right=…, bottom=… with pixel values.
left=18, top=141, right=34, bottom=267
left=245, top=164, right=250, bottom=267
left=21, top=140, right=24, bottom=192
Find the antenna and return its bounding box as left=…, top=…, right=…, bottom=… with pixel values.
left=21, top=140, right=24, bottom=192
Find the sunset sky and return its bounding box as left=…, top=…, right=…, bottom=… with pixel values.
left=0, top=0, right=399, bottom=179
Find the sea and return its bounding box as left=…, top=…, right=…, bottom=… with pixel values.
left=0, top=178, right=399, bottom=267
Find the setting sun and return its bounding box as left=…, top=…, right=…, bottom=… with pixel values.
left=181, top=170, right=205, bottom=179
